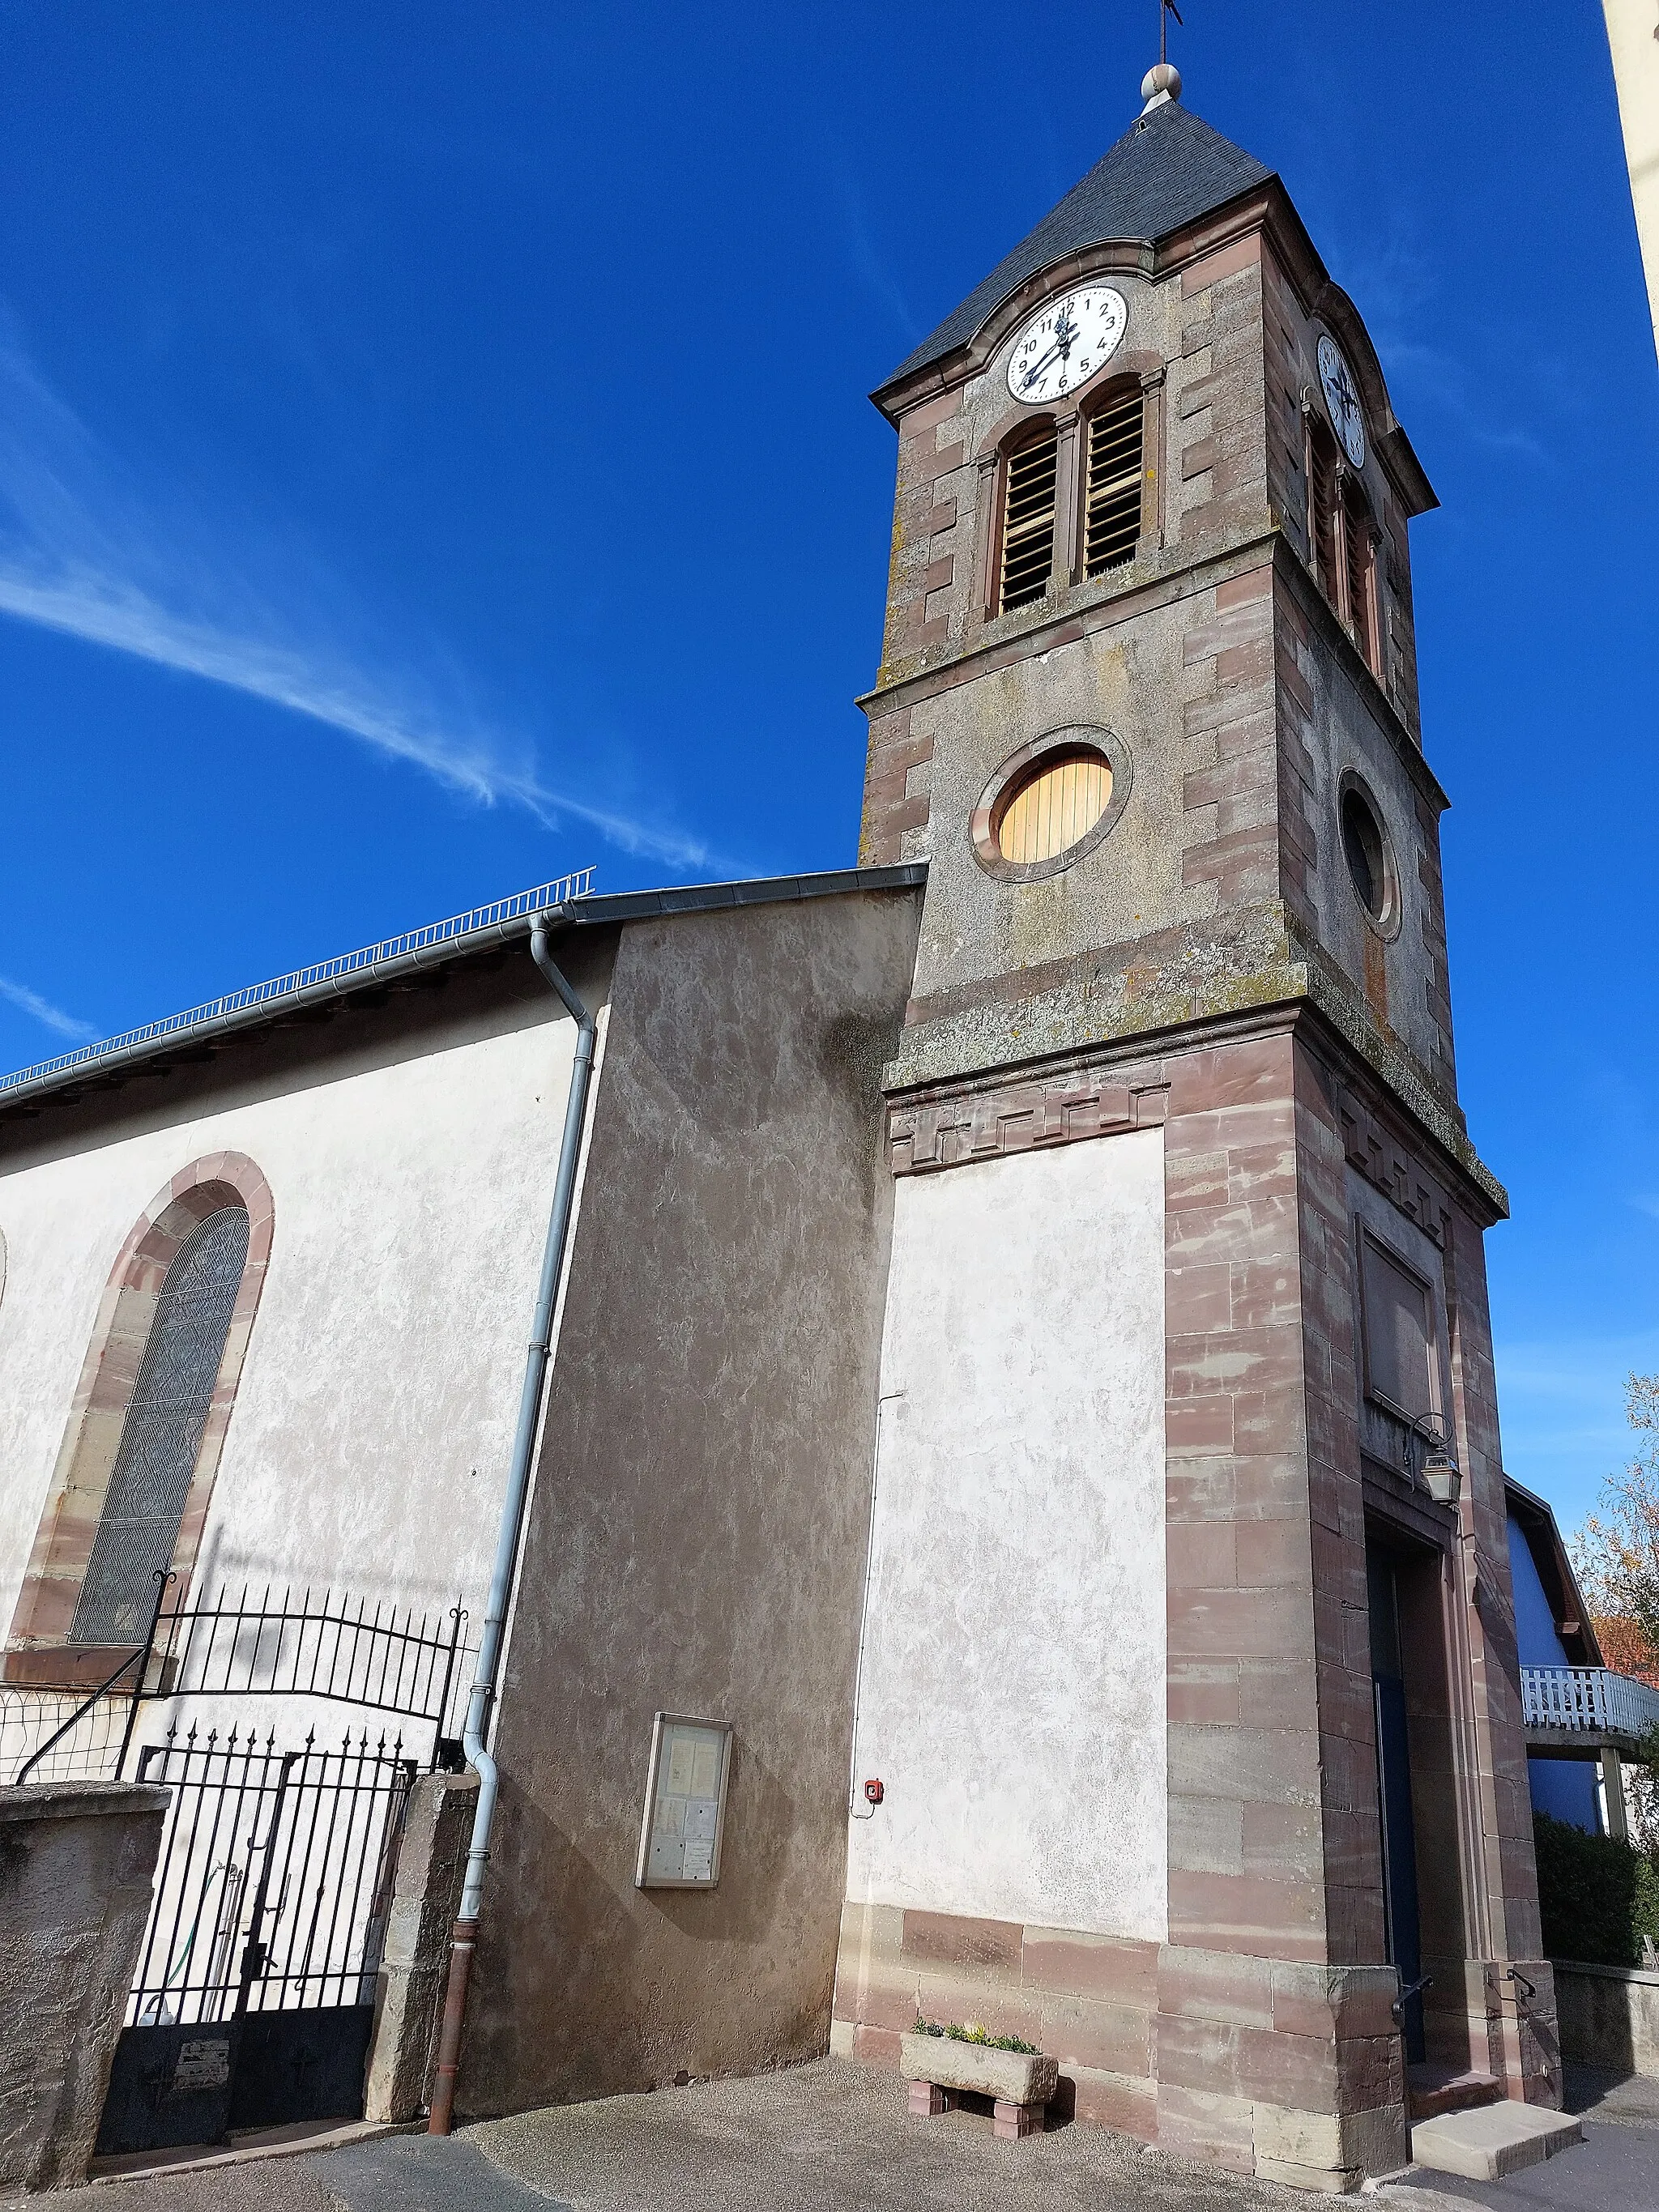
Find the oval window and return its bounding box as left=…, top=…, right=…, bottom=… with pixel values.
left=995, top=749, right=1112, bottom=867
left=1341, top=786, right=1388, bottom=923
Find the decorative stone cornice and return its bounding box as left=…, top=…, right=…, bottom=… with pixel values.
left=889, top=1058, right=1170, bottom=1174
left=882, top=903, right=1507, bottom=1223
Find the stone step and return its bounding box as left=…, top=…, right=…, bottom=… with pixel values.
left=1406, top=2064, right=1500, bottom=2121
left=1410, top=2102, right=1585, bottom=2181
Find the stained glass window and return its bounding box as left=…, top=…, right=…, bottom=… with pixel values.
left=70, top=1205, right=249, bottom=1645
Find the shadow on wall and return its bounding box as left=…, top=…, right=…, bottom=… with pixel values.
left=649, top=1738, right=799, bottom=1950
left=467, top=1737, right=813, bottom=2112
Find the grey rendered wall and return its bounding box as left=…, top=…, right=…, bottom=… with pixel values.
left=458, top=884, right=923, bottom=2116
left=0, top=1781, right=168, bottom=2190
left=1554, top=1960, right=1659, bottom=2078
left=1275, top=569, right=1459, bottom=1102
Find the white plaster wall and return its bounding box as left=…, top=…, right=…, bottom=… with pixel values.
left=846, top=1128, right=1168, bottom=1940
left=0, top=1012, right=583, bottom=1637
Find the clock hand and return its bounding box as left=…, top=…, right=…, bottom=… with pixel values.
left=1022, top=311, right=1085, bottom=383
left=1019, top=338, right=1065, bottom=390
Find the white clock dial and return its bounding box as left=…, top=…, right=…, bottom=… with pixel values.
left=1007, top=284, right=1128, bottom=404
left=1317, top=334, right=1366, bottom=468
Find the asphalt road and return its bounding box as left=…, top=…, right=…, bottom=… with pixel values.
left=10, top=2058, right=1659, bottom=2212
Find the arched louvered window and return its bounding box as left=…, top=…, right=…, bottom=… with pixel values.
left=1083, top=388, right=1144, bottom=574
left=998, top=428, right=1060, bottom=612
left=70, top=1204, right=250, bottom=1646
left=1307, top=417, right=1341, bottom=605
left=1343, top=488, right=1378, bottom=675
left=1307, top=415, right=1381, bottom=675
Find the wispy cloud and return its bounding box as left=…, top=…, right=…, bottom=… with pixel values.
left=828, top=161, right=919, bottom=344
left=0, top=974, right=98, bottom=1042
left=1319, top=219, right=1548, bottom=464
left=0, top=317, right=711, bottom=869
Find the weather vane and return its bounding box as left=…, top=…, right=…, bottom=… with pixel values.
left=1159, top=0, right=1183, bottom=69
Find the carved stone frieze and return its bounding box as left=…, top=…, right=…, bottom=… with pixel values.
left=1337, top=1076, right=1452, bottom=1247
left=888, top=1059, right=1169, bottom=1175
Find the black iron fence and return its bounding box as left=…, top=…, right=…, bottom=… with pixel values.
left=5, top=1575, right=474, bottom=1785
left=127, top=1725, right=416, bottom=2025
left=96, top=1724, right=419, bottom=2156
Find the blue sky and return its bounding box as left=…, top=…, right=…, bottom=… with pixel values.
left=1, top=4, right=1654, bottom=1532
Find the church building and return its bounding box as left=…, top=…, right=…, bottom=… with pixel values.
left=0, top=72, right=1556, bottom=2193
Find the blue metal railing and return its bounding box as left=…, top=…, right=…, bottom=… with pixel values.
left=0, top=868, right=595, bottom=1097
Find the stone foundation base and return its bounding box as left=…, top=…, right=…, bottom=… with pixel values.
left=833, top=1899, right=1433, bottom=2191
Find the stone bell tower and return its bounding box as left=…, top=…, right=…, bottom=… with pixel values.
left=832, top=71, right=1555, bottom=2192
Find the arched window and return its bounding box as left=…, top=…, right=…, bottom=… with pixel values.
left=1307, top=410, right=1381, bottom=680
left=4, top=1156, right=272, bottom=1686
left=1341, top=485, right=1379, bottom=677
left=997, top=425, right=1060, bottom=612
left=70, top=1206, right=249, bottom=1646
left=1307, top=416, right=1341, bottom=605
left=1081, top=385, right=1145, bottom=576
left=994, top=382, right=1152, bottom=618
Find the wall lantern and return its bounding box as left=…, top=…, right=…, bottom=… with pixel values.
left=1421, top=1448, right=1461, bottom=1507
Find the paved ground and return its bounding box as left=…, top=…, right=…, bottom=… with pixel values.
left=1398, top=2121, right=1659, bottom=2212
left=11, top=2057, right=1659, bottom=2212
left=1563, top=2062, right=1659, bottom=2129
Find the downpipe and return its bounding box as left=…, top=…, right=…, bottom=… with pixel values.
left=428, top=912, right=595, bottom=2134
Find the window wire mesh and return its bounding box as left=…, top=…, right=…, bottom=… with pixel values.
left=70, top=1206, right=250, bottom=1647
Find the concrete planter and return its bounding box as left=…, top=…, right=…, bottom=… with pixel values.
left=899, top=2031, right=1059, bottom=2108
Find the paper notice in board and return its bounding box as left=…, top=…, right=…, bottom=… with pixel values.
left=642, top=1720, right=729, bottom=1886
left=689, top=1737, right=720, bottom=1798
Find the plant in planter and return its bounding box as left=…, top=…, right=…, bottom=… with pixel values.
left=911, top=2015, right=1041, bottom=2054
left=900, top=2016, right=1059, bottom=2140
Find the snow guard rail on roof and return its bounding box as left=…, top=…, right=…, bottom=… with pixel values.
left=0, top=867, right=596, bottom=1097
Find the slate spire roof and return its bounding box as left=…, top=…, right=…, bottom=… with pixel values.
left=884, top=100, right=1273, bottom=390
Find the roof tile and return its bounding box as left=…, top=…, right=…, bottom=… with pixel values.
left=884, top=101, right=1273, bottom=390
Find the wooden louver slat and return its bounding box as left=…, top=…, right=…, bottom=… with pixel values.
left=998, top=432, right=1059, bottom=612
left=997, top=751, right=1112, bottom=867
left=1083, top=392, right=1144, bottom=575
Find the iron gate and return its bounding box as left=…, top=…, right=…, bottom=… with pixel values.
left=96, top=1725, right=416, bottom=2157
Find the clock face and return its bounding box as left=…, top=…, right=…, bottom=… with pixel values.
left=1007, top=285, right=1128, bottom=404
left=1317, top=334, right=1366, bottom=468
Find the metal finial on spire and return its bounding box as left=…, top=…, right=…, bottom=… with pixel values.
left=1142, top=0, right=1183, bottom=112
left=1141, top=61, right=1182, bottom=111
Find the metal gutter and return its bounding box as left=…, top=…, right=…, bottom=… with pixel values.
left=427, top=918, right=599, bottom=2135
left=535, top=863, right=927, bottom=930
